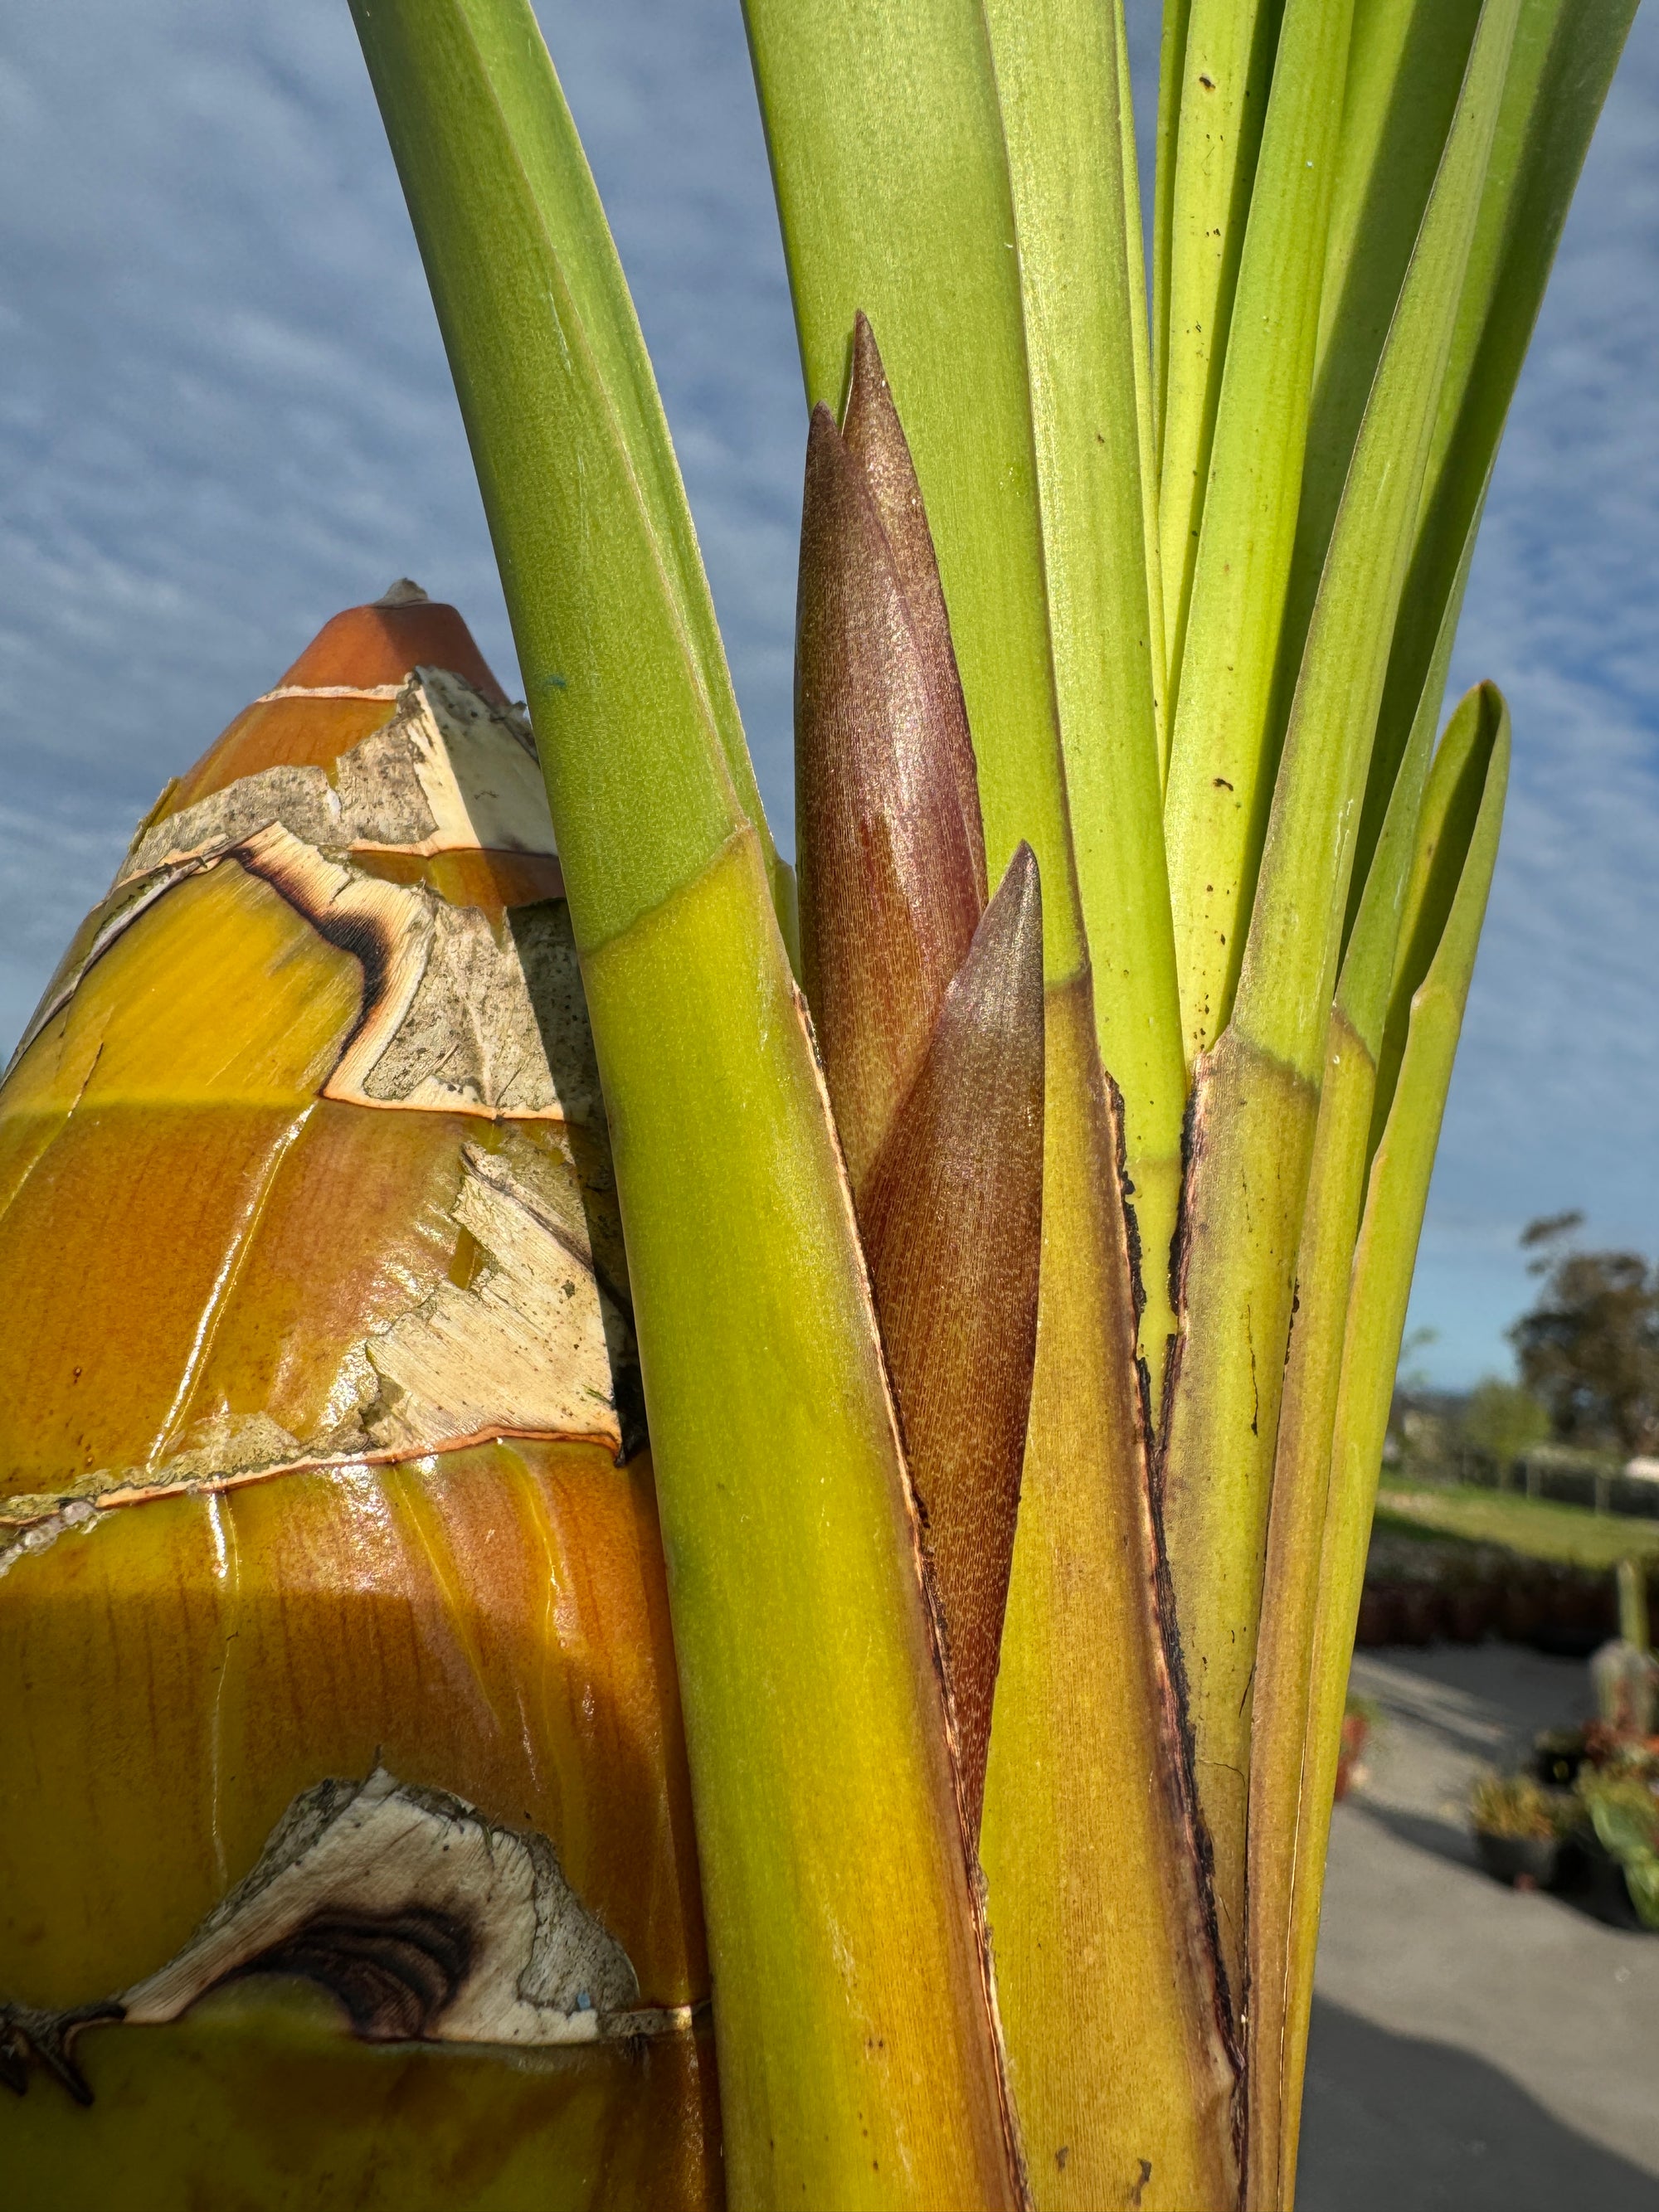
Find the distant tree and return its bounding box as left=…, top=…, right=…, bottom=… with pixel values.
left=1395, top=1325, right=1439, bottom=1396
left=1459, top=1376, right=1550, bottom=1477
left=1511, top=1214, right=1659, bottom=1456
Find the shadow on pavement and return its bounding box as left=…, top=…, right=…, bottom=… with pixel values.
left=1353, top=1645, right=1588, bottom=1763
left=1360, top=1799, right=1650, bottom=1930
left=1297, top=1996, right=1658, bottom=2211
left=1355, top=1802, right=1479, bottom=1871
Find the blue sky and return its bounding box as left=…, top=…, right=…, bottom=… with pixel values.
left=0, top=1, right=1654, bottom=1388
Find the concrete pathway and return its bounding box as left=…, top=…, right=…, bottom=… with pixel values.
left=1298, top=1643, right=1659, bottom=2210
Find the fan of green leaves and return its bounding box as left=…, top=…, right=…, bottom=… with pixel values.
left=351, top=2, right=1637, bottom=2205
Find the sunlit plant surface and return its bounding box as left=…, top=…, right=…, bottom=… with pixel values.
left=0, top=3, right=1639, bottom=2210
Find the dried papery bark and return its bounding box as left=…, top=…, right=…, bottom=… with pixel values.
left=0, top=595, right=716, bottom=2209
left=859, top=845, right=1044, bottom=1840
left=795, top=372, right=985, bottom=1199
left=4, top=1764, right=691, bottom=2077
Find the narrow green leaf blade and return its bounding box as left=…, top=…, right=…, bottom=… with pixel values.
left=1340, top=482, right=1488, bottom=955
left=1156, top=0, right=1282, bottom=683
left=979, top=0, right=1189, bottom=1377
left=1271, top=0, right=1485, bottom=803
left=1356, top=0, right=1640, bottom=890
left=353, top=0, right=744, bottom=951
left=1114, top=0, right=1172, bottom=785
left=1233, top=0, right=1520, bottom=1078
left=1238, top=0, right=1521, bottom=1079
left=351, top=7, right=1022, bottom=2200
left=1274, top=0, right=1634, bottom=918
left=1242, top=682, right=1499, bottom=2207
left=1159, top=0, right=1519, bottom=2012
left=1277, top=692, right=1510, bottom=2204
left=1157, top=1020, right=1321, bottom=2013
left=1162, top=0, right=1356, bottom=1062
left=583, top=839, right=1023, bottom=2210
left=1242, top=1003, right=1375, bottom=2212
left=1151, top=0, right=1194, bottom=461
left=1368, top=682, right=1507, bottom=1151
left=1315, top=0, right=1486, bottom=392
left=455, top=0, right=791, bottom=935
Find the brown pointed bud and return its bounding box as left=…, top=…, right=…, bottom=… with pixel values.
left=859, top=846, right=1046, bottom=1840
left=795, top=394, right=985, bottom=1195
left=842, top=314, right=987, bottom=906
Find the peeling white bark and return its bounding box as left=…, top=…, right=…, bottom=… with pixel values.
left=19, top=684, right=590, bottom=1126
left=116, top=669, right=557, bottom=885
left=352, top=899, right=599, bottom=1122
left=0, top=667, right=641, bottom=1555
left=120, top=1767, right=651, bottom=2043
left=2, top=1770, right=694, bottom=2102
left=366, top=1140, right=627, bottom=1456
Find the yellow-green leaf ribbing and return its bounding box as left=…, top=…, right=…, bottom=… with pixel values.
left=352, top=5, right=1021, bottom=2199
left=1243, top=681, right=1502, bottom=2210
left=1156, top=0, right=1282, bottom=702
left=1277, top=696, right=1508, bottom=2206
left=1162, top=0, right=1355, bottom=1065
left=980, top=0, right=1187, bottom=1383
left=1158, top=0, right=1520, bottom=2015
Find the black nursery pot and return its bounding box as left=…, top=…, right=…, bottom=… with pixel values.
left=1533, top=1733, right=1587, bottom=1788
left=1500, top=1580, right=1546, bottom=1642
left=1474, top=1830, right=1560, bottom=1889
left=1555, top=1832, right=1650, bottom=1931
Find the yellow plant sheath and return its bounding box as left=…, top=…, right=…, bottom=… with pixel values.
left=980, top=975, right=1238, bottom=2211
left=0, top=596, right=717, bottom=2209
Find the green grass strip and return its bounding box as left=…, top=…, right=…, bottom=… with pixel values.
left=1376, top=1485, right=1659, bottom=1570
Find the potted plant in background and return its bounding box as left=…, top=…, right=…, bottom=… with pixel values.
left=1592, top=1558, right=1659, bottom=1734
left=1574, top=1766, right=1659, bottom=1930
left=1468, top=1770, right=1574, bottom=1891
left=1475, top=1568, right=1659, bottom=1924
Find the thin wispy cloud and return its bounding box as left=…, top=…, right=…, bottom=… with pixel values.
left=0, top=0, right=1652, bottom=1385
